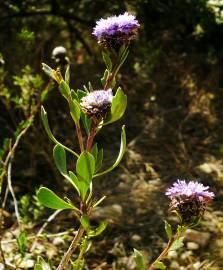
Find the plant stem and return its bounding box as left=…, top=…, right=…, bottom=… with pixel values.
left=103, top=47, right=128, bottom=90
left=147, top=234, right=178, bottom=270
left=86, top=125, right=97, bottom=151
left=75, top=238, right=86, bottom=268
left=7, top=161, right=21, bottom=229
left=76, top=124, right=85, bottom=152
left=56, top=225, right=85, bottom=270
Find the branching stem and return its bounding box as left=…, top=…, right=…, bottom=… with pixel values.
left=56, top=226, right=85, bottom=270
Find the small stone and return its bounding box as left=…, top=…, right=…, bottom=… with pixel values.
left=168, top=250, right=178, bottom=258
left=193, top=261, right=203, bottom=269
left=18, top=259, right=35, bottom=268
left=187, top=242, right=199, bottom=250
left=170, top=261, right=179, bottom=268
left=53, top=236, right=65, bottom=246
left=180, top=250, right=192, bottom=260
left=186, top=229, right=210, bottom=246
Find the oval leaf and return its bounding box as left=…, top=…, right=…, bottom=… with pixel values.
left=68, top=171, right=80, bottom=195
left=76, top=152, right=95, bottom=182
left=53, top=144, right=67, bottom=176
left=104, top=87, right=127, bottom=125
left=69, top=99, right=81, bottom=124
left=69, top=172, right=90, bottom=200
left=164, top=220, right=172, bottom=240
left=37, top=187, right=78, bottom=211
left=59, top=80, right=70, bottom=100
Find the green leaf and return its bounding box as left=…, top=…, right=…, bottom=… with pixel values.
left=42, top=63, right=58, bottom=82
left=102, top=51, right=112, bottom=71
left=118, top=44, right=127, bottom=58
left=35, top=257, right=51, bottom=270
left=81, top=113, right=92, bottom=134
left=80, top=215, right=90, bottom=231
left=91, top=143, right=98, bottom=159
left=76, top=90, right=92, bottom=133
left=88, top=81, right=93, bottom=92
left=71, top=89, right=78, bottom=100
left=169, top=237, right=184, bottom=252
left=95, top=149, right=103, bottom=173
left=94, top=126, right=126, bottom=177
left=41, top=106, right=79, bottom=158
left=76, top=89, right=87, bottom=101
left=34, top=264, right=43, bottom=270
left=68, top=171, right=91, bottom=200
left=37, top=187, right=78, bottom=211
left=69, top=98, right=81, bottom=124
left=68, top=171, right=80, bottom=195
left=104, top=87, right=127, bottom=125
left=77, top=181, right=89, bottom=200
left=41, top=106, right=55, bottom=142
left=76, top=152, right=95, bottom=182
left=154, top=261, right=166, bottom=269
left=53, top=144, right=67, bottom=176
left=164, top=220, right=172, bottom=240
left=17, top=231, right=27, bottom=257
left=88, top=221, right=107, bottom=238
left=133, top=249, right=145, bottom=270
left=101, top=69, right=109, bottom=86
left=93, top=221, right=107, bottom=236
left=65, top=65, right=70, bottom=84
left=59, top=80, right=70, bottom=100
left=177, top=225, right=187, bottom=234
left=116, top=46, right=129, bottom=74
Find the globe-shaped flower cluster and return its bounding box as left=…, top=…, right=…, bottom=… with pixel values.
left=93, top=12, right=140, bottom=49
left=166, top=180, right=214, bottom=224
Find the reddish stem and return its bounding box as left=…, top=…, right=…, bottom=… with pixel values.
left=76, top=124, right=84, bottom=152
left=86, top=125, right=97, bottom=151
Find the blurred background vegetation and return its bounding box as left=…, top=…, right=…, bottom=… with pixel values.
left=1, top=0, right=223, bottom=269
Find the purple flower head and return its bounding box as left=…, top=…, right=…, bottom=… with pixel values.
left=93, top=13, right=140, bottom=48
left=166, top=180, right=214, bottom=225
left=166, top=180, right=214, bottom=202
left=80, top=89, right=113, bottom=119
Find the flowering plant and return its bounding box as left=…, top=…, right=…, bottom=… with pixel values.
left=134, top=180, right=214, bottom=270
left=36, top=12, right=140, bottom=269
